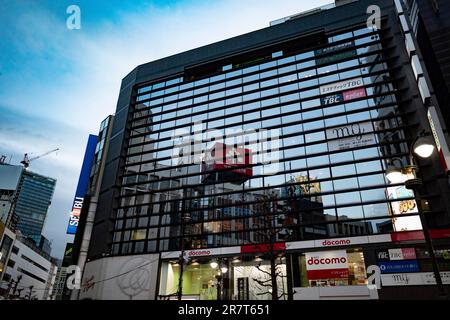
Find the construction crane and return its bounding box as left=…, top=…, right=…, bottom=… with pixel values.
left=20, top=148, right=59, bottom=169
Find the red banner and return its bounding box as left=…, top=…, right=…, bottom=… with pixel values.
left=240, top=242, right=286, bottom=254
left=307, top=268, right=349, bottom=280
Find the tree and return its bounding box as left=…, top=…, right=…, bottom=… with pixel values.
left=251, top=192, right=288, bottom=300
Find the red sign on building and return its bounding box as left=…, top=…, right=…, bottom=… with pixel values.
left=202, top=142, right=253, bottom=184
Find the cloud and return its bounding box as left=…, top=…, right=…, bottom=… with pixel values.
left=0, top=0, right=332, bottom=259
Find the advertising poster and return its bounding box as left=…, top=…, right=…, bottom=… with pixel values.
left=386, top=185, right=422, bottom=231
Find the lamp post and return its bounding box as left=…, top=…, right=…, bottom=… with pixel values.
left=386, top=134, right=447, bottom=298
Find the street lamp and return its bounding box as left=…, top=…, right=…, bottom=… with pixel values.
left=385, top=133, right=446, bottom=298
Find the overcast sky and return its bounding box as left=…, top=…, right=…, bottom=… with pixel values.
left=0, top=0, right=332, bottom=260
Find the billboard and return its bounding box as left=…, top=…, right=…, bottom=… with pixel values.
left=67, top=134, right=98, bottom=234
left=202, top=142, right=252, bottom=184
left=305, top=250, right=349, bottom=280
left=386, top=185, right=422, bottom=232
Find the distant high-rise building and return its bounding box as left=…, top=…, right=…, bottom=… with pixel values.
left=14, top=170, right=56, bottom=244
left=0, top=163, right=57, bottom=245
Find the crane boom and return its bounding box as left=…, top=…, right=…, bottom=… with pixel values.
left=21, top=148, right=59, bottom=168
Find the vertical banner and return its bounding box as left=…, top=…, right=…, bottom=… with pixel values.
left=67, top=134, right=98, bottom=234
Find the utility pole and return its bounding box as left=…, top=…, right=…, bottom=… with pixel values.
left=12, top=275, right=22, bottom=297
left=5, top=278, right=13, bottom=299
left=27, top=286, right=34, bottom=300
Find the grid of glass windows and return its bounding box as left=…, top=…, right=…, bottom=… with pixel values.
left=110, top=26, right=422, bottom=256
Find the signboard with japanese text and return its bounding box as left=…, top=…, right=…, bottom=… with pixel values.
left=326, top=121, right=376, bottom=152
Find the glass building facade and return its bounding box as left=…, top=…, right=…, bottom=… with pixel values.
left=14, top=171, right=56, bottom=244
left=81, top=0, right=450, bottom=300
left=110, top=25, right=420, bottom=256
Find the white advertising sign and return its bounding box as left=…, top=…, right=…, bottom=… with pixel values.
left=305, top=250, right=348, bottom=271
left=381, top=272, right=450, bottom=286
left=326, top=121, right=376, bottom=152
left=305, top=250, right=349, bottom=280
left=320, top=77, right=364, bottom=95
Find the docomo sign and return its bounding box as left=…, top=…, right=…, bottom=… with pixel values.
left=305, top=250, right=349, bottom=280
left=187, top=250, right=212, bottom=257
left=314, top=236, right=368, bottom=248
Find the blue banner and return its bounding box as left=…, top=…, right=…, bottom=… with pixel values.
left=378, top=260, right=420, bottom=274
left=67, top=134, right=98, bottom=234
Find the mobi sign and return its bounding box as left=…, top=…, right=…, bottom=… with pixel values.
left=320, top=77, right=364, bottom=95
left=305, top=250, right=349, bottom=280
left=67, top=135, right=98, bottom=234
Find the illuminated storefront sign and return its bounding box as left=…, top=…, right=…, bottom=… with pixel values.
left=343, top=87, right=366, bottom=101
left=386, top=185, right=422, bottom=232
left=377, top=248, right=417, bottom=261
left=305, top=250, right=349, bottom=280
left=326, top=121, right=376, bottom=152
left=378, top=260, right=420, bottom=274
left=67, top=134, right=98, bottom=234
left=381, top=271, right=450, bottom=286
